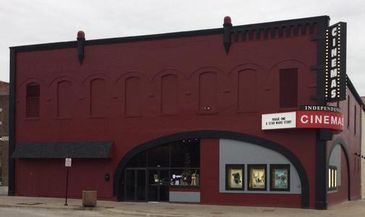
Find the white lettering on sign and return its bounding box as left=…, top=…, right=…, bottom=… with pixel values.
left=332, top=27, right=337, bottom=37
left=329, top=25, right=338, bottom=98
left=65, top=158, right=72, bottom=167
left=300, top=115, right=308, bottom=124
left=324, top=22, right=346, bottom=102
left=302, top=105, right=340, bottom=112
left=297, top=114, right=343, bottom=126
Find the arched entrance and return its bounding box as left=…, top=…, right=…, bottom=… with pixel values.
left=122, top=139, right=200, bottom=202
left=113, top=130, right=310, bottom=208
left=327, top=140, right=351, bottom=204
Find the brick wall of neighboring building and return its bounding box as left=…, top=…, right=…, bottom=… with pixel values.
left=0, top=81, right=9, bottom=95
left=0, top=81, right=9, bottom=185
left=0, top=141, right=8, bottom=185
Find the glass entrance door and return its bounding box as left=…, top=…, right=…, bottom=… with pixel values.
left=124, top=169, right=147, bottom=201
left=120, top=138, right=200, bottom=202
left=124, top=168, right=169, bottom=202
left=147, top=169, right=169, bottom=202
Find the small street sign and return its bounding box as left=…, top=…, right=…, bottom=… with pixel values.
left=65, top=158, right=72, bottom=167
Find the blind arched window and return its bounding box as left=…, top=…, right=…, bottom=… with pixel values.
left=26, top=83, right=40, bottom=117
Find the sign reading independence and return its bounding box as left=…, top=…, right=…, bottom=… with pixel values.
left=325, top=22, right=347, bottom=102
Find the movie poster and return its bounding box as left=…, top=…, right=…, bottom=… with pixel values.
left=249, top=165, right=266, bottom=190
left=227, top=166, right=243, bottom=189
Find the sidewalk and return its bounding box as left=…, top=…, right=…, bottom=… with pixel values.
left=0, top=193, right=365, bottom=217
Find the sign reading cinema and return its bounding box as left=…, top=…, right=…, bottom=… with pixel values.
left=325, top=22, right=347, bottom=102
left=296, top=111, right=344, bottom=130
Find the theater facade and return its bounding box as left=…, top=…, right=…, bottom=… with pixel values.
left=9, top=16, right=363, bottom=209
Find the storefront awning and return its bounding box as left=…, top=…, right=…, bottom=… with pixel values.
left=12, top=141, right=113, bottom=159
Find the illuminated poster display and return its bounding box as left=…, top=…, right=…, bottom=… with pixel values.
left=226, top=165, right=244, bottom=190
left=248, top=165, right=266, bottom=191
left=270, top=165, right=290, bottom=191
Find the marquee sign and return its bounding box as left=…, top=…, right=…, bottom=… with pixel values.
left=296, top=111, right=344, bottom=130
left=262, top=111, right=344, bottom=131
left=325, top=22, right=347, bottom=102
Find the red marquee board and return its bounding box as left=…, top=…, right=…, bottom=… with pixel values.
left=296, top=111, right=344, bottom=130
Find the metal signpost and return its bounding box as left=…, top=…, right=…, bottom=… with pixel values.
left=64, top=158, right=72, bottom=206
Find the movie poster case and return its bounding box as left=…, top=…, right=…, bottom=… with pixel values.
left=248, top=164, right=267, bottom=191
left=225, top=164, right=244, bottom=190
left=270, top=164, right=290, bottom=191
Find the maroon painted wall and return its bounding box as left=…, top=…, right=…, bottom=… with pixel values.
left=200, top=138, right=219, bottom=203
left=15, top=159, right=113, bottom=199
left=13, top=18, right=358, bottom=208
left=327, top=87, right=362, bottom=205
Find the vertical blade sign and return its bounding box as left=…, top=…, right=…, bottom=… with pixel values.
left=325, top=22, right=347, bottom=102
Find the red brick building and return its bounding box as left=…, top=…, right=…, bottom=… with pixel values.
left=0, top=81, right=9, bottom=186
left=9, top=16, right=363, bottom=209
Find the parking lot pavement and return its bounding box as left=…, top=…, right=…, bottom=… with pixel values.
left=0, top=195, right=365, bottom=217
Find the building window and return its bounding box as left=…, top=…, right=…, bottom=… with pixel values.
left=26, top=83, right=40, bottom=118
left=357, top=158, right=359, bottom=172
left=279, top=68, right=298, bottom=108
left=161, top=74, right=178, bottom=114
left=247, top=164, right=267, bottom=191
left=90, top=78, right=106, bottom=117
left=125, top=77, right=141, bottom=117
left=270, top=164, right=290, bottom=191
left=347, top=96, right=350, bottom=128
left=199, top=72, right=217, bottom=113
left=57, top=81, right=72, bottom=118
left=238, top=69, right=257, bottom=112
left=125, top=139, right=200, bottom=188
left=354, top=106, right=357, bottom=134
left=226, top=164, right=244, bottom=190
left=170, top=168, right=200, bottom=187
left=328, top=166, right=338, bottom=190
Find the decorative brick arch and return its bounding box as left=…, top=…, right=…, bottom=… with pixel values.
left=327, top=138, right=351, bottom=201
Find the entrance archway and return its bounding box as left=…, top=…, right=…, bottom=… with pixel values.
left=113, top=130, right=310, bottom=208
left=120, top=139, right=200, bottom=202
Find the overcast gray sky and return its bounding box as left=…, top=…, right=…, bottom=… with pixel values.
left=1, top=0, right=364, bottom=95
